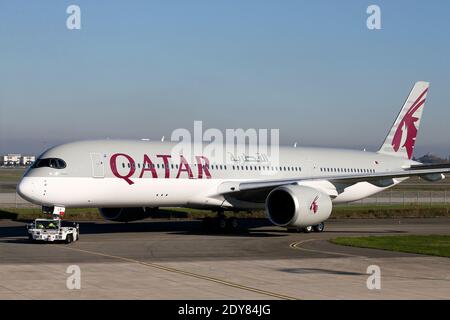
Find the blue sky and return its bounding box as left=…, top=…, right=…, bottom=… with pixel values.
left=1, top=0, right=449, bottom=157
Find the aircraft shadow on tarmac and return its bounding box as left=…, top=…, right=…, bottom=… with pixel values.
left=0, top=219, right=409, bottom=243
left=0, top=208, right=409, bottom=240
left=0, top=217, right=288, bottom=240
left=279, top=268, right=366, bottom=276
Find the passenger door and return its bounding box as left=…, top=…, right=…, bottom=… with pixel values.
left=90, top=153, right=105, bottom=178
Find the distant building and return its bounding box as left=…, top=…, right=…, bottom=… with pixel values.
left=2, top=154, right=21, bottom=166
left=21, top=155, right=36, bottom=166
left=1, top=154, right=36, bottom=166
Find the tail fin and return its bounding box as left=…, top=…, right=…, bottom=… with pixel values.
left=378, top=81, right=430, bottom=159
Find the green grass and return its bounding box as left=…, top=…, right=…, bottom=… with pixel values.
left=332, top=203, right=450, bottom=218
left=0, top=207, right=267, bottom=222
left=0, top=168, right=26, bottom=182
left=0, top=204, right=448, bottom=222
left=0, top=208, right=103, bottom=221
left=331, top=235, right=450, bottom=258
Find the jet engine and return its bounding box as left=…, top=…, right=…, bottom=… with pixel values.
left=99, top=207, right=152, bottom=222
left=265, top=185, right=332, bottom=228
left=420, top=173, right=445, bottom=182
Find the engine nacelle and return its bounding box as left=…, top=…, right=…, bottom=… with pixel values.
left=99, top=207, right=152, bottom=222
left=420, top=173, right=445, bottom=182
left=265, top=185, right=332, bottom=228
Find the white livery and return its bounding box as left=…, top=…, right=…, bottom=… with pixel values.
left=17, top=82, right=450, bottom=232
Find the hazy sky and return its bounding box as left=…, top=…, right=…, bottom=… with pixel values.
left=1, top=0, right=449, bottom=157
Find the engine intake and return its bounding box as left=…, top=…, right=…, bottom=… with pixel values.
left=266, top=185, right=332, bottom=227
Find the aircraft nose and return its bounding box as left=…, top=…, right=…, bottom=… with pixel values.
left=17, top=177, right=35, bottom=202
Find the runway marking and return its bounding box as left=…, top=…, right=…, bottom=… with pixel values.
left=289, top=239, right=367, bottom=258
left=52, top=244, right=297, bottom=300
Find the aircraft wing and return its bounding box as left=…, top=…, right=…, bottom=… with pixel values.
left=217, top=164, right=450, bottom=196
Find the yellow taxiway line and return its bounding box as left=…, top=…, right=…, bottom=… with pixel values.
left=53, top=244, right=298, bottom=300
left=289, top=239, right=367, bottom=258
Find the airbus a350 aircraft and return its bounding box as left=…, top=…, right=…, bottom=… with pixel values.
left=17, top=81, right=450, bottom=232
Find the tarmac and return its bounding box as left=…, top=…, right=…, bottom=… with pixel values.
left=0, top=218, right=449, bottom=299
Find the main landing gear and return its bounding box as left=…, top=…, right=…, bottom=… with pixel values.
left=287, top=222, right=325, bottom=233
left=202, top=211, right=240, bottom=233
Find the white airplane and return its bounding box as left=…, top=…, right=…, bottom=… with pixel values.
left=17, top=81, right=450, bottom=232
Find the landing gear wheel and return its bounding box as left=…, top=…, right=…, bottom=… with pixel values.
left=218, top=217, right=227, bottom=231
left=227, top=217, right=239, bottom=231
left=303, top=226, right=313, bottom=233
left=313, top=222, right=325, bottom=233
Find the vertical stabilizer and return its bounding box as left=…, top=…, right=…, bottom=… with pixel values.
left=378, top=81, right=429, bottom=159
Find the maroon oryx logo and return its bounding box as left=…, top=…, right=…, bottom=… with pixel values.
left=391, top=88, right=428, bottom=159
left=310, top=196, right=319, bottom=214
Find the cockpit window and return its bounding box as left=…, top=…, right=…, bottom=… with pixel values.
left=32, top=158, right=66, bottom=169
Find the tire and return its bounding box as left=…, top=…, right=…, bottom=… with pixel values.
left=28, top=234, right=33, bottom=242
left=66, top=234, right=73, bottom=244
left=227, top=217, right=239, bottom=231
left=313, top=222, right=325, bottom=233
left=218, top=217, right=227, bottom=230
left=303, top=226, right=313, bottom=233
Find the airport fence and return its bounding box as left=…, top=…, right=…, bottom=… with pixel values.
left=351, top=190, right=450, bottom=205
